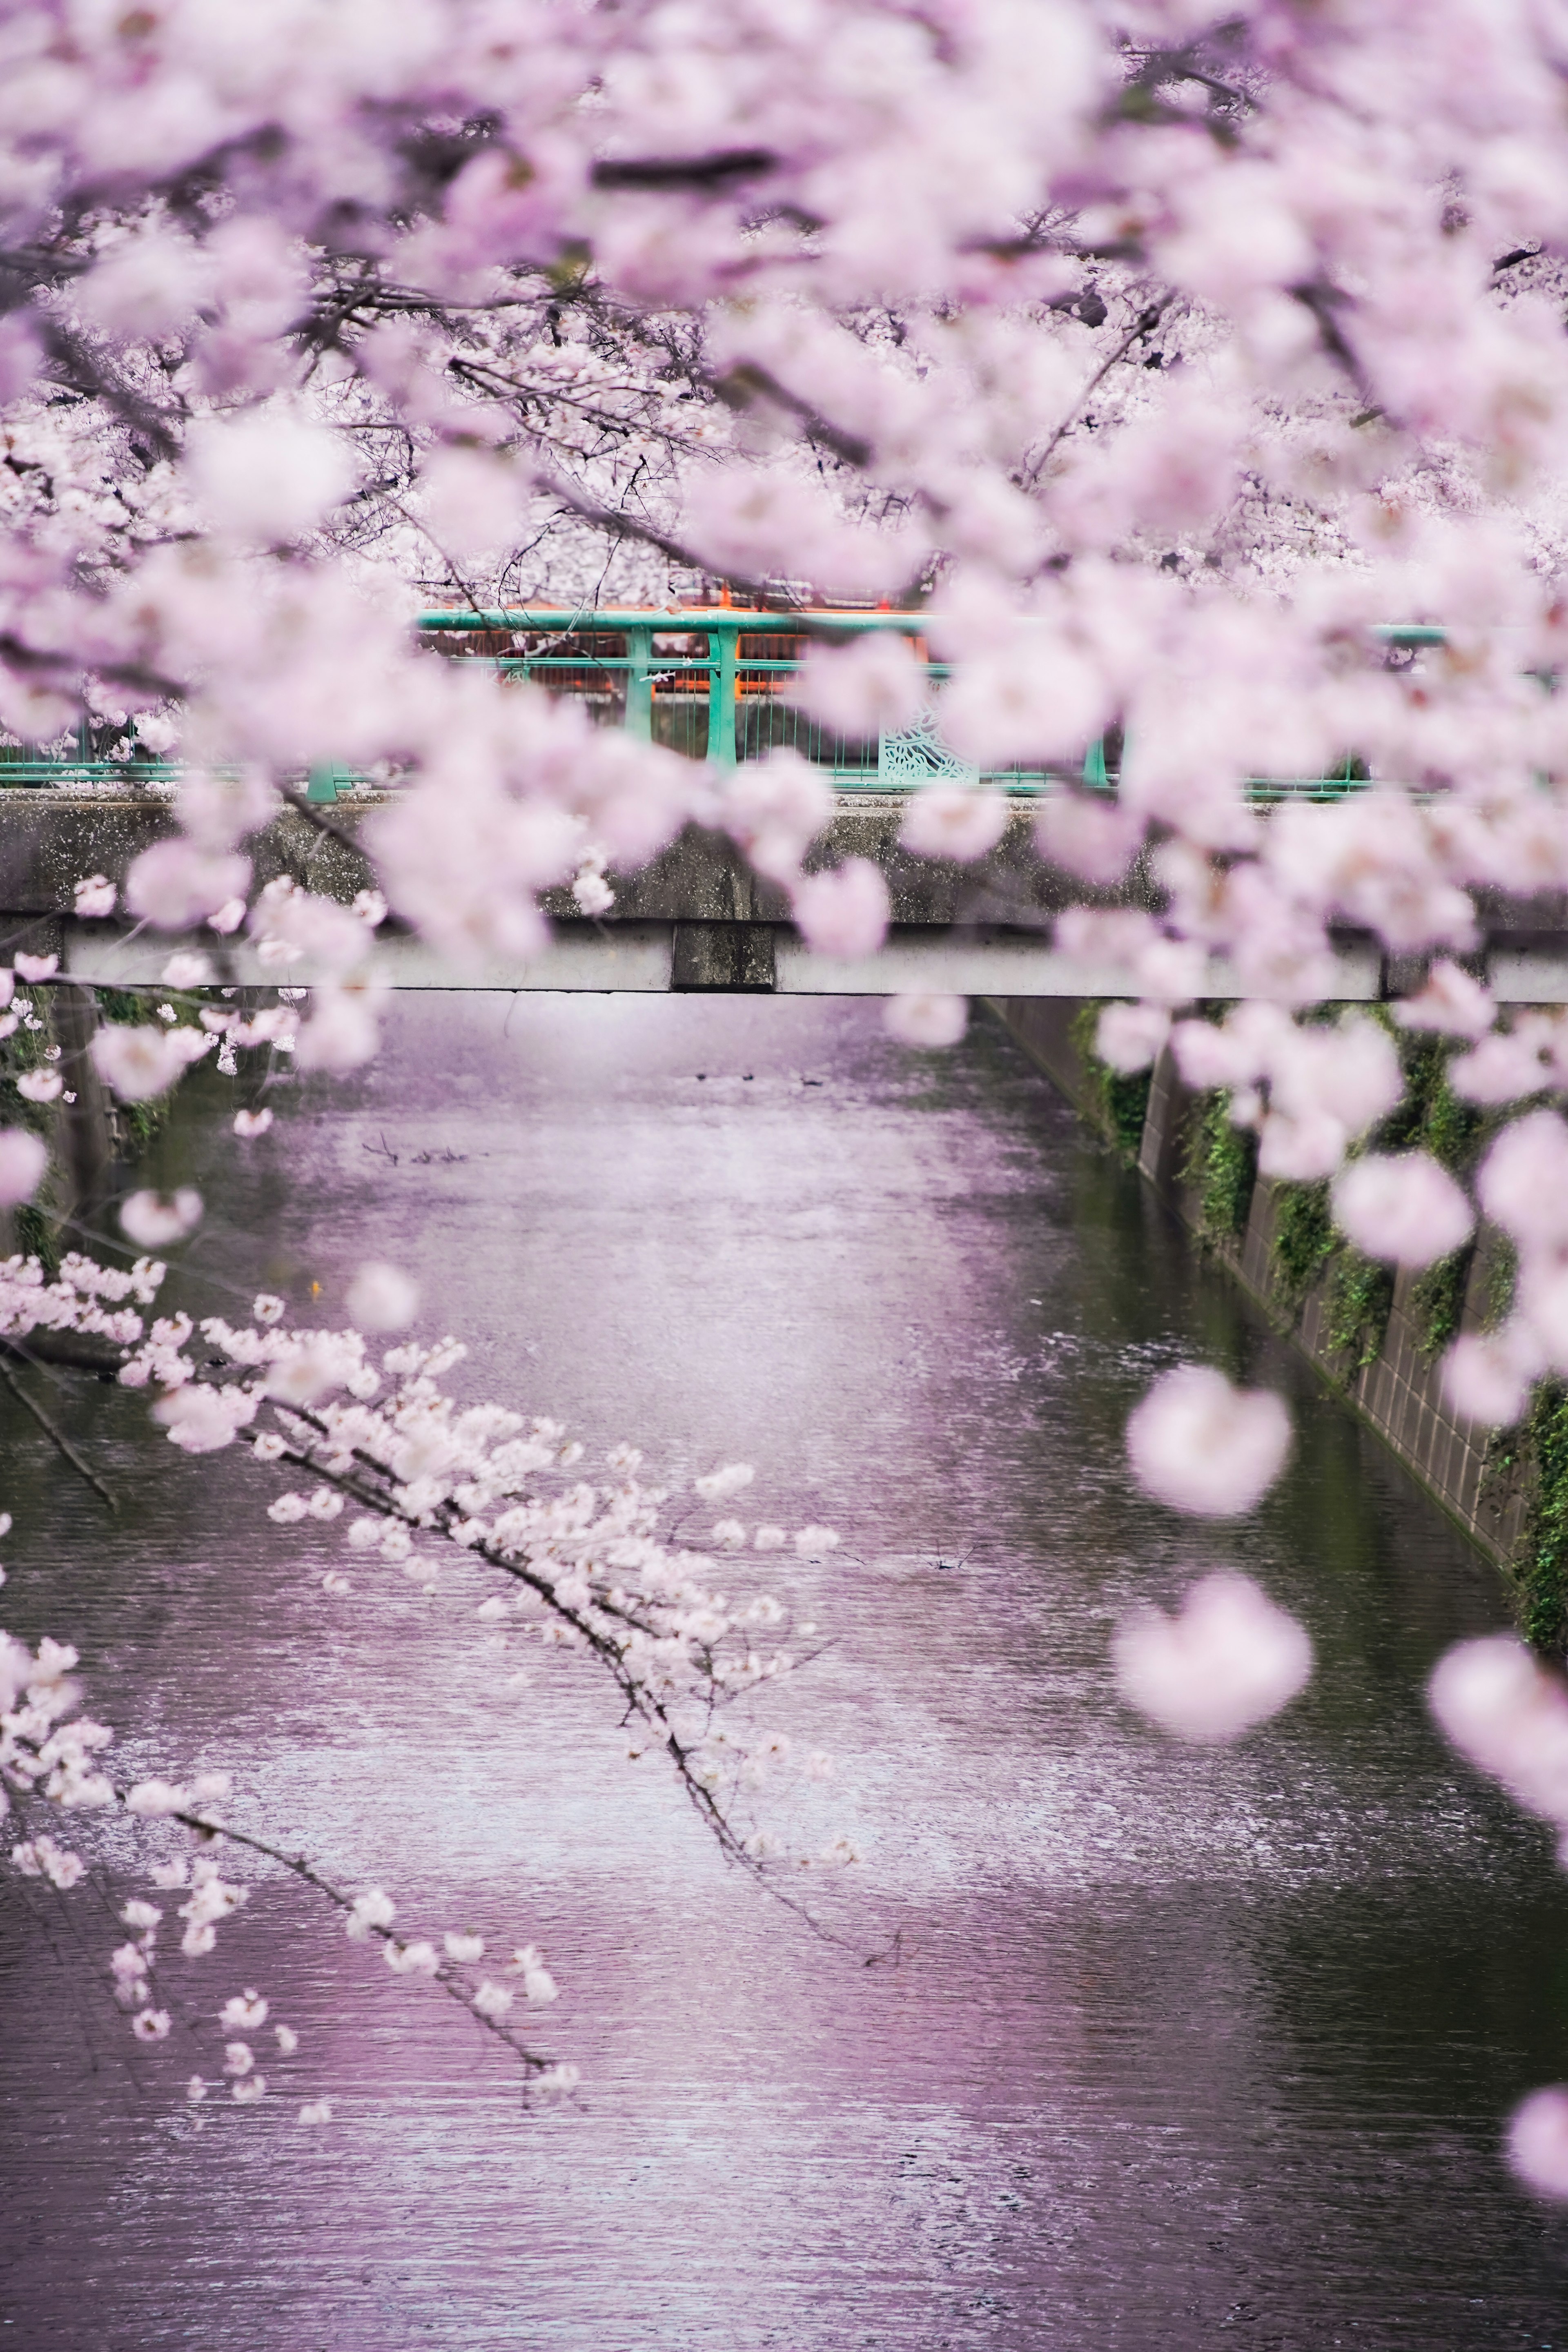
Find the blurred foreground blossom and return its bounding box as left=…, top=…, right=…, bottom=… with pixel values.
left=884, top=992, right=967, bottom=1049
left=0, top=1129, right=47, bottom=1205
left=1096, top=1001, right=1170, bottom=1074
left=1394, top=961, right=1493, bottom=1040
left=900, top=784, right=1009, bottom=863
left=789, top=860, right=889, bottom=959
left=1508, top=2090, right=1568, bottom=2201
left=120, top=1189, right=203, bottom=1249
left=1428, top=1635, right=1568, bottom=1832
left=789, top=633, right=923, bottom=736
left=347, top=1261, right=419, bottom=1332
left=1126, top=1365, right=1292, bottom=1517
left=1441, top=1330, right=1537, bottom=1429
left=1330, top=1153, right=1474, bottom=1269
left=92, top=1022, right=212, bottom=1102
left=72, top=874, right=116, bottom=919
left=1113, top=1571, right=1312, bottom=1744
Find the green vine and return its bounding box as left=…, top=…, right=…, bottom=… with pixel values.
left=1178, top=1091, right=1257, bottom=1246
left=1324, top=1250, right=1395, bottom=1372
left=1519, top=1380, right=1568, bottom=1658
left=1408, top=1245, right=1474, bottom=1361
left=11, top=1201, right=59, bottom=1275
left=1487, top=1232, right=1518, bottom=1330
left=1268, top=1180, right=1335, bottom=1313
left=1070, top=1003, right=1153, bottom=1165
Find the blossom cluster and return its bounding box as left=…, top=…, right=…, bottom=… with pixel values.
left=1, top=1573, right=576, bottom=2116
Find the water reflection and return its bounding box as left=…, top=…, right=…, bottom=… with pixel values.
left=2, top=995, right=1566, bottom=2349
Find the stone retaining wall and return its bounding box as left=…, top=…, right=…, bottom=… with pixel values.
left=993, top=995, right=1526, bottom=1568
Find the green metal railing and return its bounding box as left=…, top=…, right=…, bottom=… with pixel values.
left=415, top=606, right=1030, bottom=791
left=0, top=612, right=1450, bottom=802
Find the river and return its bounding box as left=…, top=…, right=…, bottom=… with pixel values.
left=1, top=993, right=1565, bottom=2349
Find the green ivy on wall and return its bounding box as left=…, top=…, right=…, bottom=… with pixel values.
left=1178, top=1090, right=1257, bottom=1246
left=1324, top=1250, right=1395, bottom=1372
left=1069, top=1003, right=1154, bottom=1165
left=1519, top=1381, right=1568, bottom=1657
left=1267, top=1179, right=1335, bottom=1312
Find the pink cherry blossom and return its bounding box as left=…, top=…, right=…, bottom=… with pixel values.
left=1477, top=1114, right=1568, bottom=1254
left=789, top=633, right=923, bottom=735
left=1113, top=1572, right=1313, bottom=1744
left=1126, top=1365, right=1292, bottom=1517
left=1441, top=1328, right=1537, bottom=1428
left=91, top=1024, right=206, bottom=1103
left=789, top=860, right=890, bottom=960
left=1507, top=2091, right=1568, bottom=2200
left=1429, top=1635, right=1568, bottom=1824
left=187, top=412, right=356, bottom=545
left=884, top=993, right=967, bottom=1048
left=125, top=843, right=252, bottom=932
left=1095, top=1002, right=1170, bottom=1075
left=0, top=1129, right=48, bottom=1206
left=1034, top=793, right=1142, bottom=886
left=119, top=1189, right=203, bottom=1250
left=346, top=1263, right=419, bottom=1332
left=1394, top=961, right=1494, bottom=1040
left=1330, top=1154, right=1474, bottom=1268
left=151, top=1385, right=259, bottom=1454
left=900, top=786, right=1009, bottom=863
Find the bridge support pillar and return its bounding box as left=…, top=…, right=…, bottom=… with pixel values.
left=670, top=921, right=777, bottom=991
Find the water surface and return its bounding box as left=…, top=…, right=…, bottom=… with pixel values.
left=2, top=996, right=1566, bottom=2349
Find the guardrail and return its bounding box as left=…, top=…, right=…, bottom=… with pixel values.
left=0, top=611, right=1449, bottom=804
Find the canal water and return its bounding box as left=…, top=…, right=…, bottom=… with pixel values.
left=2, top=994, right=1566, bottom=2349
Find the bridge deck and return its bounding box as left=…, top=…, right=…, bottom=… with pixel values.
left=0, top=785, right=1562, bottom=999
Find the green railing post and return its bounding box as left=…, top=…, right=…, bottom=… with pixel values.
left=305, top=764, right=341, bottom=804
left=624, top=626, right=653, bottom=741
left=707, top=624, right=737, bottom=767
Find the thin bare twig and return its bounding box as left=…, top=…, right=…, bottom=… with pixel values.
left=1020, top=297, right=1173, bottom=490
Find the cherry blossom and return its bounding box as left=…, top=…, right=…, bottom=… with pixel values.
left=345, top=1264, right=419, bottom=1334
left=1095, top=1002, right=1171, bottom=1076
left=789, top=861, right=891, bottom=961
left=1507, top=2091, right=1568, bottom=2201
left=119, top=1191, right=203, bottom=1251
left=1113, top=1572, right=1313, bottom=1745
left=884, top=993, right=968, bottom=1049
left=1330, top=1156, right=1474, bottom=1270
left=0, top=1130, right=47, bottom=1207
left=91, top=1023, right=212, bottom=1104
left=900, top=786, right=1009, bottom=864
left=72, top=876, right=117, bottom=920
left=7, top=0, right=1568, bottom=2203
left=1126, top=1366, right=1292, bottom=1519
left=1429, top=1636, right=1568, bottom=1826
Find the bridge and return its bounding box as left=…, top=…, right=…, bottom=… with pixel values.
left=0, top=607, right=1564, bottom=1001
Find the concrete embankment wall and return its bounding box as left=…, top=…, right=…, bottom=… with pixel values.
left=992, top=996, right=1526, bottom=1569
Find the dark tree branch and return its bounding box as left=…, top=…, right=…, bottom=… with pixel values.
left=592, top=150, right=777, bottom=192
